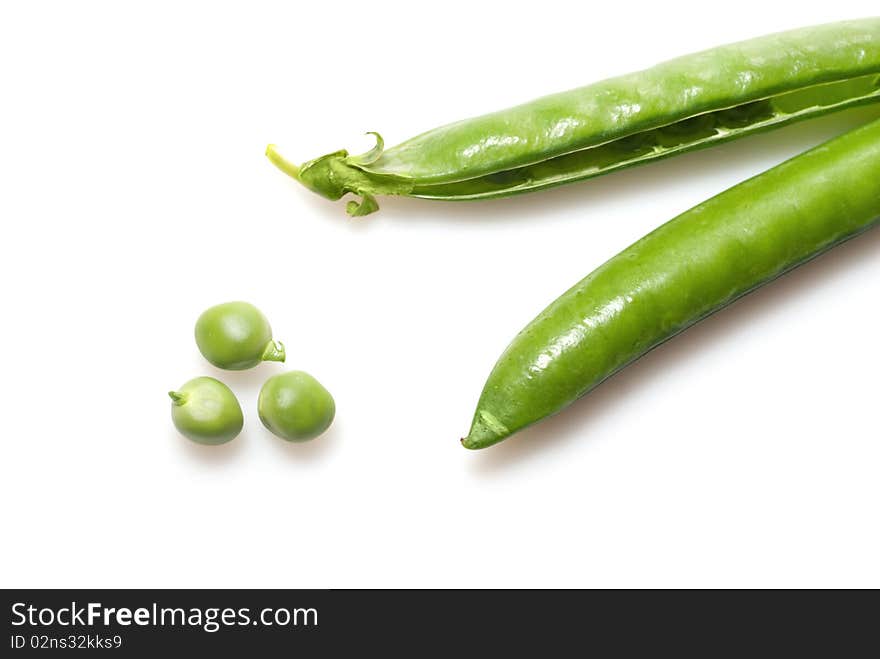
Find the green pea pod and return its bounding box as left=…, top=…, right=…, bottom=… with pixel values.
left=268, top=18, right=880, bottom=216
left=462, top=116, right=880, bottom=449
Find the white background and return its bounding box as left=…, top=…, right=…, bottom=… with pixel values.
left=2, top=1, right=878, bottom=588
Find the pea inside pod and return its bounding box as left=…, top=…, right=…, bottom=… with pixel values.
left=268, top=18, right=880, bottom=215
left=195, top=301, right=285, bottom=370
left=462, top=116, right=880, bottom=449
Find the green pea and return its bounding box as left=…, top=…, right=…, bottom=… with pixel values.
left=169, top=377, right=243, bottom=445
left=258, top=371, right=335, bottom=442
left=195, top=301, right=285, bottom=370
left=267, top=19, right=880, bottom=215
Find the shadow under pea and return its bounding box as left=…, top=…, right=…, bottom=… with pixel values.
left=175, top=430, right=246, bottom=464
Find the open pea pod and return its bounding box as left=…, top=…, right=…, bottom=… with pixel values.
left=267, top=18, right=880, bottom=216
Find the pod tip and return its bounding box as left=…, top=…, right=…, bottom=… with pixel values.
left=461, top=411, right=509, bottom=449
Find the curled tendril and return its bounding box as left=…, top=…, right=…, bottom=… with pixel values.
left=345, top=132, right=385, bottom=166
left=346, top=193, right=380, bottom=217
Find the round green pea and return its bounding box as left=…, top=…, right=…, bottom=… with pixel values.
left=195, top=301, right=285, bottom=370
left=169, top=377, right=243, bottom=445
left=258, top=371, right=335, bottom=442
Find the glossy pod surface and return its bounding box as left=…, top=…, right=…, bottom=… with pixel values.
left=463, top=117, right=880, bottom=449
left=268, top=18, right=880, bottom=215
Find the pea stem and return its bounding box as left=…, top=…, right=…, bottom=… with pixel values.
left=168, top=391, right=186, bottom=405
left=265, top=144, right=300, bottom=180
left=261, top=340, right=286, bottom=363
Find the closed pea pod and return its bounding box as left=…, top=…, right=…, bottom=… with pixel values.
left=462, top=117, right=880, bottom=449
left=268, top=18, right=880, bottom=216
